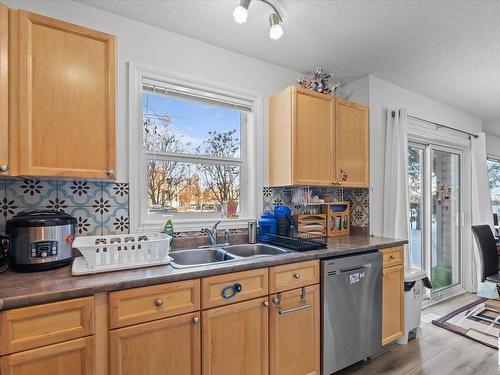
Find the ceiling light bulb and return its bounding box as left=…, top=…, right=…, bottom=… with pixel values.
left=233, top=5, right=248, bottom=23
left=233, top=0, right=251, bottom=24
left=269, top=13, right=283, bottom=39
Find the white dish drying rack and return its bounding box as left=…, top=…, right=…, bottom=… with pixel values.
left=72, top=233, right=172, bottom=275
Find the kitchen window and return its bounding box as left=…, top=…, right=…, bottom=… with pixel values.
left=128, top=65, right=261, bottom=232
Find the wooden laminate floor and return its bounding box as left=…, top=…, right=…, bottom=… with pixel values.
left=337, top=293, right=499, bottom=375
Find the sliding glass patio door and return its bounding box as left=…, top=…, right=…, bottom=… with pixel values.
left=408, top=142, right=463, bottom=300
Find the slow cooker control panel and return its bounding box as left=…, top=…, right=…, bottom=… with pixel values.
left=31, top=241, right=58, bottom=258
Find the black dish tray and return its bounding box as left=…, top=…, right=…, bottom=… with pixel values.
left=267, top=232, right=327, bottom=251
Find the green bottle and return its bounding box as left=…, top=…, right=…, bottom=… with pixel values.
left=162, top=219, right=174, bottom=237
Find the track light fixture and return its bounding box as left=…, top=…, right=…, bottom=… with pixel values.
left=232, top=0, right=284, bottom=40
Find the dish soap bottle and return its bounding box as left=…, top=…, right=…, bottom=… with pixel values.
left=162, top=219, right=174, bottom=237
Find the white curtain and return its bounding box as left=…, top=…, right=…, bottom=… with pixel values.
left=470, top=133, right=495, bottom=296
left=383, top=108, right=411, bottom=268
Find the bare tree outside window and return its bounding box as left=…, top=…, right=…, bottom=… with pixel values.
left=143, top=114, right=193, bottom=209
left=196, top=130, right=240, bottom=205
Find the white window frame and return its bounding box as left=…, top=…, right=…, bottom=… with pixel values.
left=128, top=63, right=263, bottom=232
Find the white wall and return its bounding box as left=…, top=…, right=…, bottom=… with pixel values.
left=486, top=134, right=500, bottom=159
left=340, top=75, right=369, bottom=105
left=484, top=119, right=500, bottom=158
left=3, top=0, right=297, bottom=185
left=366, top=75, right=483, bottom=237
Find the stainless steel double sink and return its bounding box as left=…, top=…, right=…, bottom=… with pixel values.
left=169, top=243, right=291, bottom=269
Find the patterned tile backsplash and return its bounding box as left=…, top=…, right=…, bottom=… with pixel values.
left=0, top=178, right=129, bottom=236
left=0, top=177, right=367, bottom=238
left=263, top=186, right=370, bottom=229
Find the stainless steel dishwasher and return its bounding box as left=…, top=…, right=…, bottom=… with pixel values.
left=321, top=252, right=382, bottom=374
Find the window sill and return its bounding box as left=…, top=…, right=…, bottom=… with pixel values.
left=137, top=217, right=256, bottom=233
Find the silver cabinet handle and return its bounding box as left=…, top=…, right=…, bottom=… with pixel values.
left=107, top=169, right=115, bottom=177
left=294, top=273, right=301, bottom=279
left=278, top=303, right=311, bottom=315
left=192, top=316, right=199, bottom=324
left=263, top=301, right=269, bottom=307
left=154, top=299, right=164, bottom=307
left=0, top=164, right=8, bottom=173
left=273, top=287, right=310, bottom=314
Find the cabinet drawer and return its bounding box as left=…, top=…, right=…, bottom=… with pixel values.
left=0, top=336, right=95, bottom=375
left=109, top=279, right=200, bottom=329
left=0, top=297, right=94, bottom=355
left=201, top=268, right=268, bottom=309
left=269, top=260, right=319, bottom=293
left=381, top=246, right=404, bottom=268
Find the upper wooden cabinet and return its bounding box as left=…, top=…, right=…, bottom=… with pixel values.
left=269, top=86, right=369, bottom=187
left=8, top=8, right=116, bottom=179
left=335, top=99, right=369, bottom=187
left=0, top=4, right=9, bottom=175
left=293, top=88, right=335, bottom=186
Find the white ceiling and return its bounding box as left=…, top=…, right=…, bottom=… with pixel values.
left=77, top=0, right=500, bottom=125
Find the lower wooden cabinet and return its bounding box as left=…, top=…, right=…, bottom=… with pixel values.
left=202, top=297, right=269, bottom=375
left=109, top=312, right=201, bottom=375
left=382, top=264, right=404, bottom=345
left=269, top=285, right=320, bottom=375
left=0, top=337, right=94, bottom=375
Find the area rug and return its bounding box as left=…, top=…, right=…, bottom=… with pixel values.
left=432, top=298, right=500, bottom=349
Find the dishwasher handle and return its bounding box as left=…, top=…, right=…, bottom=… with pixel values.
left=339, top=263, right=373, bottom=274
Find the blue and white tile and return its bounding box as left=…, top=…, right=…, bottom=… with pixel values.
left=351, top=205, right=367, bottom=227
left=102, top=182, right=129, bottom=206
left=0, top=200, right=22, bottom=232
left=90, top=197, right=113, bottom=218
left=5, top=178, right=57, bottom=207
left=101, top=206, right=129, bottom=235
left=58, top=180, right=101, bottom=206
left=66, top=206, right=101, bottom=236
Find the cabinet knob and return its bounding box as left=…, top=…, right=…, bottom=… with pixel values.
left=0, top=164, right=8, bottom=173
left=192, top=316, right=200, bottom=324
left=294, top=273, right=301, bottom=280
left=106, top=169, right=115, bottom=177
left=154, top=299, right=164, bottom=307
left=263, top=301, right=269, bottom=307
left=389, top=255, right=396, bottom=260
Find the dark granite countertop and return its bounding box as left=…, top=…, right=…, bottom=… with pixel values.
left=0, top=235, right=406, bottom=311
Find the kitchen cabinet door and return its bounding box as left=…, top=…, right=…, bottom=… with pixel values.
left=109, top=312, right=201, bottom=375
left=382, top=264, right=404, bottom=345
left=269, top=285, right=320, bottom=375
left=0, top=4, right=8, bottom=175
left=293, top=88, right=335, bottom=186
left=0, top=337, right=94, bottom=375
left=335, top=99, right=369, bottom=187
left=202, top=297, right=269, bottom=375
left=11, top=10, right=115, bottom=179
